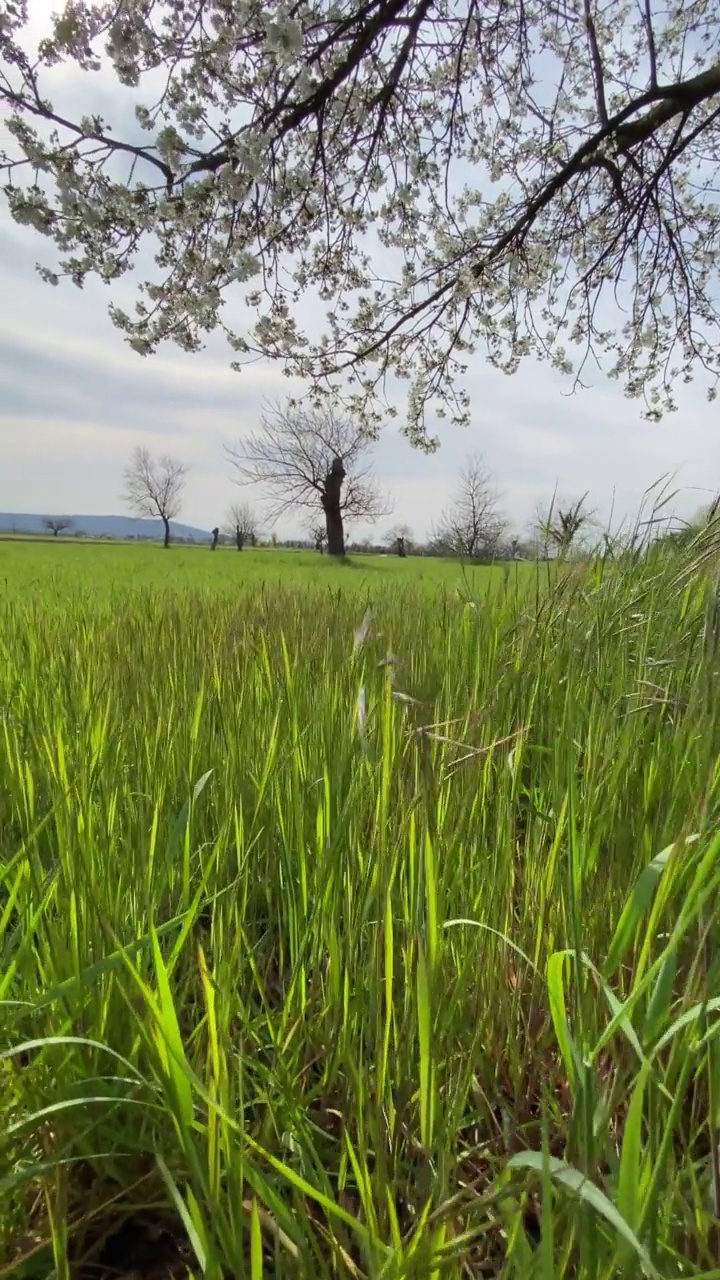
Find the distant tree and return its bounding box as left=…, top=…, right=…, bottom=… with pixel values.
left=309, top=523, right=327, bottom=554
left=498, top=531, right=536, bottom=560
left=537, top=493, right=596, bottom=556
left=123, top=446, right=188, bottom=548
left=42, top=517, right=73, bottom=537
left=660, top=496, right=720, bottom=550
left=225, top=502, right=259, bottom=551
left=432, top=455, right=507, bottom=560
left=227, top=400, right=389, bottom=557
left=386, top=523, right=414, bottom=557
left=210, top=526, right=220, bottom=550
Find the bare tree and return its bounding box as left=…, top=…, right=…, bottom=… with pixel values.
left=4, top=5, right=719, bottom=440
left=123, top=447, right=188, bottom=548
left=225, top=502, right=259, bottom=550
left=42, top=517, right=73, bottom=537
left=227, top=401, right=389, bottom=557
left=432, top=456, right=507, bottom=560
left=308, top=523, right=327, bottom=554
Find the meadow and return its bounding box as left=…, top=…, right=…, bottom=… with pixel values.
left=0, top=539, right=499, bottom=601
left=2, top=536, right=720, bottom=1279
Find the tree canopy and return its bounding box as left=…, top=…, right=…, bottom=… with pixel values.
left=2, top=0, right=719, bottom=443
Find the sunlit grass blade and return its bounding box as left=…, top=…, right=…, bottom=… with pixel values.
left=507, top=1152, right=659, bottom=1278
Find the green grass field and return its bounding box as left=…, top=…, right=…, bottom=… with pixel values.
left=0, top=539, right=509, bottom=601
left=2, top=537, right=720, bottom=1278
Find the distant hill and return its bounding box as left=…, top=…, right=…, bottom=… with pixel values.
left=0, top=513, right=211, bottom=543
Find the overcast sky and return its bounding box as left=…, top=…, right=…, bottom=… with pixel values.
left=2, top=23, right=719, bottom=540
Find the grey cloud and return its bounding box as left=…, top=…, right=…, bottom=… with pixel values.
left=0, top=331, right=276, bottom=437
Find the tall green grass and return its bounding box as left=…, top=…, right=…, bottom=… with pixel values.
left=2, top=545, right=720, bottom=1277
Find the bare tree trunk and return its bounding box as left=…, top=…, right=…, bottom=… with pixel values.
left=322, top=456, right=347, bottom=556
left=235, top=525, right=243, bottom=551
left=162, top=516, right=170, bottom=548
left=324, top=506, right=345, bottom=556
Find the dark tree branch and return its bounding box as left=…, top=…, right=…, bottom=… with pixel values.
left=584, top=0, right=608, bottom=125
left=2, top=87, right=174, bottom=187
left=643, top=0, right=658, bottom=89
